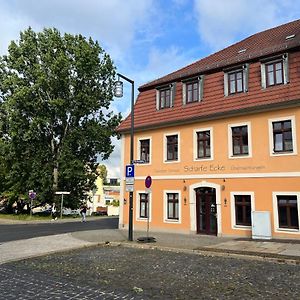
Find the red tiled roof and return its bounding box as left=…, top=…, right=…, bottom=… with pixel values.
left=118, top=19, right=300, bottom=133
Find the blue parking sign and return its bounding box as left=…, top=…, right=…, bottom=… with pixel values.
left=126, top=164, right=135, bottom=177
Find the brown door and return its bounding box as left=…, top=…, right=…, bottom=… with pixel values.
left=196, top=187, right=217, bottom=235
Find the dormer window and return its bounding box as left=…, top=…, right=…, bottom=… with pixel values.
left=224, top=64, right=249, bottom=96
left=266, top=60, right=283, bottom=86
left=159, top=87, right=171, bottom=109
left=182, top=75, right=204, bottom=105
left=156, top=83, right=176, bottom=110
left=261, top=53, right=289, bottom=89
left=228, top=70, right=243, bottom=94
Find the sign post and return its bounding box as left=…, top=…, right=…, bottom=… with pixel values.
left=137, top=176, right=156, bottom=243
left=55, top=191, right=71, bottom=219
left=29, top=190, right=37, bottom=218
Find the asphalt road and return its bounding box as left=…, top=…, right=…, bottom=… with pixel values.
left=0, top=216, right=118, bottom=243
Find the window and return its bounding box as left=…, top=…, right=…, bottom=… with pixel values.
left=164, top=190, right=181, bottom=223
left=228, top=122, right=251, bottom=158
left=139, top=193, right=149, bottom=219
left=268, top=116, right=297, bottom=156
left=234, top=195, right=252, bottom=226
left=165, top=134, right=179, bottom=162
left=277, top=195, right=299, bottom=230
left=156, top=83, right=176, bottom=110
left=232, top=125, right=248, bottom=155
left=139, top=139, right=150, bottom=163
left=167, top=193, right=179, bottom=220
left=266, top=60, right=283, bottom=86
left=186, top=81, right=199, bottom=103
left=261, top=54, right=289, bottom=89
left=228, top=70, right=243, bottom=94
left=224, top=64, right=249, bottom=96
left=230, top=192, right=255, bottom=229
left=159, top=88, right=171, bottom=109
left=182, top=76, right=204, bottom=105
left=197, top=130, right=211, bottom=159
left=272, top=120, right=293, bottom=153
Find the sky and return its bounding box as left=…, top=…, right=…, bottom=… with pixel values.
left=1, top=0, right=300, bottom=178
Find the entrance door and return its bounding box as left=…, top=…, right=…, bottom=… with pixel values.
left=196, top=187, right=217, bottom=235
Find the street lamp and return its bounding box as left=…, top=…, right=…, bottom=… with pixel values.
left=114, top=73, right=134, bottom=242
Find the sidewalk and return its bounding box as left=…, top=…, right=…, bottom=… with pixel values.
left=1, top=227, right=299, bottom=265
left=73, top=229, right=300, bottom=263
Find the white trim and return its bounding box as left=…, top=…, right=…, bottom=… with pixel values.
left=163, top=190, right=182, bottom=224
left=230, top=192, right=255, bottom=230
left=272, top=191, right=300, bottom=234
left=268, top=115, right=297, bottom=156
left=189, top=181, right=222, bottom=236
left=193, top=127, right=214, bottom=161
left=128, top=172, right=300, bottom=181
left=228, top=121, right=252, bottom=159
left=135, top=190, right=152, bottom=222
left=136, top=136, right=152, bottom=165
left=163, top=132, right=181, bottom=164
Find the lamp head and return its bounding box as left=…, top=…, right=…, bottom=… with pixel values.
left=114, top=80, right=123, bottom=98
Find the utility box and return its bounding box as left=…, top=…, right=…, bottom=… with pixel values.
left=252, top=211, right=272, bottom=240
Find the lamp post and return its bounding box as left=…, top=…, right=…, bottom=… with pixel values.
left=114, top=73, right=134, bottom=242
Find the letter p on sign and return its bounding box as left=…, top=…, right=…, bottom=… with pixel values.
left=126, top=164, right=135, bottom=178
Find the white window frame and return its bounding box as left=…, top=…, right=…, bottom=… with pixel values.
left=182, top=75, right=204, bottom=105
left=193, top=127, right=214, bottom=161
left=136, top=191, right=152, bottom=222
left=228, top=121, right=252, bottom=159
left=163, top=190, right=182, bottom=224
left=137, top=136, right=152, bottom=165
left=163, top=132, right=180, bottom=163
left=273, top=192, right=300, bottom=234
left=156, top=83, right=176, bottom=110
left=224, top=64, right=249, bottom=96
left=268, top=115, right=297, bottom=156
left=230, top=192, right=255, bottom=230
left=261, top=53, right=289, bottom=89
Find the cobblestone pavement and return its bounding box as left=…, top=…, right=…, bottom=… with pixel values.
left=1, top=245, right=299, bottom=299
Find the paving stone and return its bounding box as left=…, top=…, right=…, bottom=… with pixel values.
left=0, top=245, right=299, bottom=299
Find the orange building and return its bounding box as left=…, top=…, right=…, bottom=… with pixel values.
left=118, top=20, right=300, bottom=239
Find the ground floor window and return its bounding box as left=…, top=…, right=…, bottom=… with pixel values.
left=277, top=195, right=299, bottom=229
left=233, top=194, right=252, bottom=226
left=167, top=193, right=179, bottom=220
left=139, top=193, right=149, bottom=219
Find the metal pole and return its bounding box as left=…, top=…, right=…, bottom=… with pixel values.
left=60, top=194, right=64, bottom=219
left=30, top=198, right=33, bottom=219
left=128, top=78, right=134, bottom=242
left=117, top=73, right=134, bottom=242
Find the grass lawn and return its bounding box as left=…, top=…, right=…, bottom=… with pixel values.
left=0, top=213, right=80, bottom=221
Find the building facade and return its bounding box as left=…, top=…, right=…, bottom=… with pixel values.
left=118, top=20, right=300, bottom=239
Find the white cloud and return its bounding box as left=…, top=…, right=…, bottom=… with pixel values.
left=194, top=0, right=300, bottom=51
left=0, top=0, right=156, bottom=60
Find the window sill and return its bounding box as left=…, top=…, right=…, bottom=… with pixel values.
left=275, top=227, right=299, bottom=233
left=164, top=219, right=180, bottom=224
left=137, top=217, right=151, bottom=222
left=270, top=151, right=297, bottom=157
left=233, top=225, right=252, bottom=230
left=229, top=154, right=251, bottom=159
left=194, top=157, right=213, bottom=162
left=164, top=160, right=180, bottom=164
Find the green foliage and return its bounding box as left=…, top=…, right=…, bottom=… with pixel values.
left=0, top=27, right=121, bottom=208
left=97, top=164, right=108, bottom=183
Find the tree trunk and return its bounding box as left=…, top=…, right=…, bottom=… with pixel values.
left=53, top=162, right=58, bottom=192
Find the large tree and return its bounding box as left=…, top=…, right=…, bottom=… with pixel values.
left=0, top=27, right=121, bottom=208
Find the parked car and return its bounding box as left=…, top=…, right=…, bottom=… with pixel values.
left=62, top=208, right=81, bottom=216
